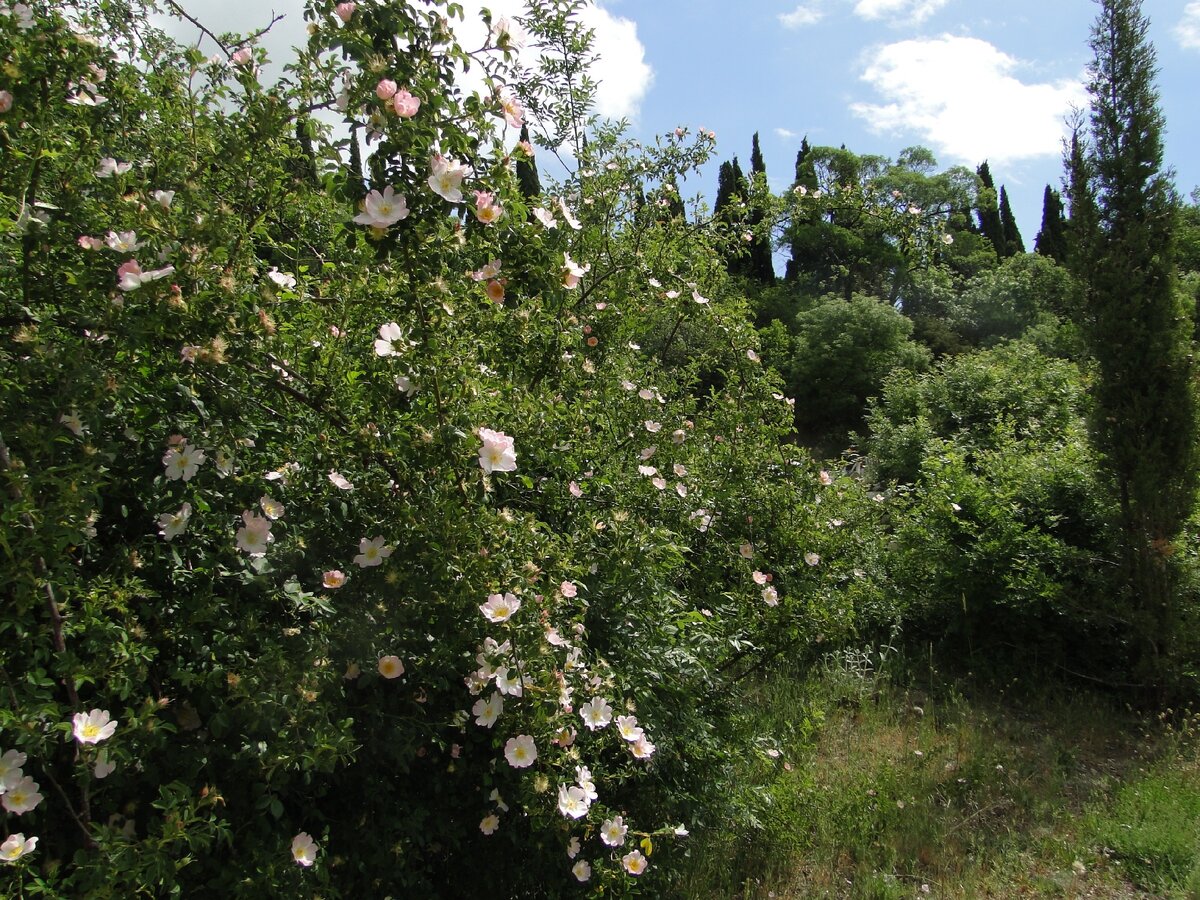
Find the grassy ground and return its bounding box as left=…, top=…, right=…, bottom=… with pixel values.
left=672, top=648, right=1200, bottom=899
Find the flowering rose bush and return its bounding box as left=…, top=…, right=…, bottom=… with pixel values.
left=0, top=0, right=851, bottom=894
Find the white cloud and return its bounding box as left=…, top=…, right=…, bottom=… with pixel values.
left=779, top=4, right=824, bottom=28
left=1177, top=1, right=1200, bottom=49
left=152, top=1, right=651, bottom=122
left=775, top=127, right=799, bottom=140
left=578, top=4, right=654, bottom=120
left=853, top=0, right=950, bottom=26
left=850, top=35, right=1086, bottom=165
left=454, top=1, right=652, bottom=122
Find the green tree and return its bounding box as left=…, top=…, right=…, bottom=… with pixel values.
left=1035, top=184, right=1069, bottom=262
left=975, top=160, right=1006, bottom=256
left=747, top=132, right=776, bottom=283
left=998, top=185, right=1025, bottom=255
left=1074, top=0, right=1198, bottom=685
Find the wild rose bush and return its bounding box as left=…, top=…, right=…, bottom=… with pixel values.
left=0, top=1, right=847, bottom=894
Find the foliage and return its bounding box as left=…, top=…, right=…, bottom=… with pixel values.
left=1073, top=0, right=1200, bottom=686
left=864, top=344, right=1116, bottom=657
left=787, top=294, right=931, bottom=439
left=0, top=1, right=845, bottom=895
left=943, top=252, right=1080, bottom=349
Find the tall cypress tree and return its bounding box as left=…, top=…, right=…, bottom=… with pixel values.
left=1034, top=184, right=1068, bottom=262
left=786, top=138, right=819, bottom=281
left=975, top=161, right=1006, bottom=257
left=515, top=124, right=540, bottom=202
left=1075, top=0, right=1197, bottom=684
left=998, top=185, right=1024, bottom=255
left=747, top=132, right=775, bottom=283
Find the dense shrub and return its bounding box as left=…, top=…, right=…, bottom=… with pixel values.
left=863, top=343, right=1118, bottom=664
left=0, top=2, right=845, bottom=895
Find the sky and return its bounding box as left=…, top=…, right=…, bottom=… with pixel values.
left=157, top=0, right=1200, bottom=246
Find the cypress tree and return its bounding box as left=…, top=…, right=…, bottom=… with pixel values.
left=1034, top=184, right=1068, bottom=262
left=998, top=185, right=1024, bottom=255
left=748, top=132, right=775, bottom=283
left=975, top=161, right=1006, bottom=256
left=1075, top=0, right=1198, bottom=684
left=515, top=124, right=541, bottom=202
left=786, top=138, right=819, bottom=281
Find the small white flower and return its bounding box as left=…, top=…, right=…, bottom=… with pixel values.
left=600, top=815, right=628, bottom=847
left=291, top=832, right=318, bottom=866
left=504, top=734, right=537, bottom=768
left=72, top=709, right=117, bottom=745
left=579, top=696, right=613, bottom=730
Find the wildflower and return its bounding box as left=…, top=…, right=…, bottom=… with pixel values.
left=804, top=552, right=820, bottom=567
left=568, top=836, right=581, bottom=858
left=72, top=709, right=117, bottom=745
left=78, top=235, right=104, bottom=250
left=322, top=570, right=347, bottom=589
left=0, top=834, right=37, bottom=863
left=333, top=2, right=355, bottom=23
left=504, top=734, right=537, bottom=768
left=478, top=428, right=517, bottom=473
left=353, top=186, right=408, bottom=230
left=480, top=592, right=520, bottom=623
left=266, top=267, right=296, bottom=290
left=579, top=697, right=613, bottom=730
left=630, top=735, right=656, bottom=759
left=533, top=207, right=557, bottom=228
left=231, top=47, right=253, bottom=66
left=392, top=88, right=420, bottom=117
left=428, top=155, right=467, bottom=203
left=498, top=87, right=523, bottom=128
left=480, top=813, right=499, bottom=835
left=95, top=158, right=132, bottom=178
left=616, top=715, right=643, bottom=742
left=291, top=832, right=317, bottom=867
left=374, top=321, right=413, bottom=357
left=601, top=815, right=628, bottom=847
left=562, top=253, right=589, bottom=289
left=153, top=190, right=175, bottom=208
left=572, top=859, right=592, bottom=881
left=259, top=496, right=284, bottom=520
left=0, top=750, right=26, bottom=788
left=375, top=79, right=398, bottom=100
left=235, top=511, right=273, bottom=556
left=644, top=421, right=661, bottom=433
left=473, top=191, right=504, bottom=225
left=622, top=849, right=648, bottom=875
left=162, top=441, right=205, bottom=482
left=0, top=91, right=12, bottom=114
left=472, top=692, right=503, bottom=728
left=762, top=586, right=779, bottom=607
left=560, top=581, right=577, bottom=598
left=59, top=411, right=84, bottom=436
left=105, top=230, right=142, bottom=252
left=157, top=502, right=192, bottom=541
left=557, top=784, right=589, bottom=819
left=558, top=198, right=581, bottom=230
left=327, top=471, right=354, bottom=491
left=378, top=655, right=404, bottom=679
left=485, top=279, right=506, bottom=303
left=117, top=259, right=175, bottom=291
left=739, top=543, right=754, bottom=559
left=1, top=777, right=41, bottom=815
left=353, top=537, right=392, bottom=568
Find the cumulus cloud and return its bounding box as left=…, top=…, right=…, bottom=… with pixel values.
left=453, top=1, right=651, bottom=121
left=775, top=127, right=799, bottom=140
left=853, top=0, right=950, bottom=26
left=779, top=4, right=824, bottom=28
left=850, top=35, right=1086, bottom=164
left=1177, top=1, right=1200, bottom=49
left=153, top=0, right=651, bottom=122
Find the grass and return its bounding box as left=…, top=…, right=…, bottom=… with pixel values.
left=671, top=648, right=1200, bottom=899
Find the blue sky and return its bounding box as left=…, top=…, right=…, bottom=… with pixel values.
left=165, top=0, right=1200, bottom=243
